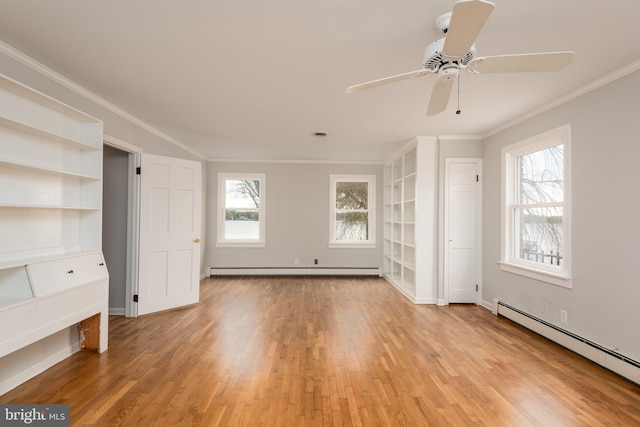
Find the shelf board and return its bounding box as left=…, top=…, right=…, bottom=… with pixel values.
left=0, top=297, right=34, bottom=310
left=0, top=203, right=100, bottom=210
left=0, top=248, right=93, bottom=270
left=404, top=171, right=417, bottom=179
left=1, top=74, right=101, bottom=123
left=0, top=158, right=101, bottom=180
left=0, top=116, right=99, bottom=151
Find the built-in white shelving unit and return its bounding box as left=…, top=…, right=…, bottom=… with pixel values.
left=0, top=73, right=108, bottom=384
left=383, top=137, right=438, bottom=304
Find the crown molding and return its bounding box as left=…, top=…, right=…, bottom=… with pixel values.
left=209, top=158, right=383, bottom=165
left=437, top=135, right=482, bottom=142
left=484, top=59, right=640, bottom=139
left=0, top=40, right=206, bottom=160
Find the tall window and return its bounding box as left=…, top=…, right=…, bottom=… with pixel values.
left=217, top=173, right=265, bottom=247
left=329, top=175, right=375, bottom=248
left=501, top=125, right=571, bottom=287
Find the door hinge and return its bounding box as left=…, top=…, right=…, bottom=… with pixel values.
left=133, top=294, right=139, bottom=302
left=475, top=284, right=478, bottom=292
left=476, top=174, right=479, bottom=182
left=136, top=166, right=141, bottom=175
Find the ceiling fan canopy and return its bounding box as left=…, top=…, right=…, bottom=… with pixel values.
left=346, top=0, right=575, bottom=116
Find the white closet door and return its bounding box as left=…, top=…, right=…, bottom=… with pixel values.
left=445, top=159, right=481, bottom=304
left=137, top=153, right=201, bottom=315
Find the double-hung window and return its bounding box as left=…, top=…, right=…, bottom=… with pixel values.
left=500, top=124, right=571, bottom=287
left=217, top=173, right=266, bottom=247
left=329, top=175, right=376, bottom=248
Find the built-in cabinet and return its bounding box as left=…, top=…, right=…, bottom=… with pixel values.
left=383, top=137, right=438, bottom=304
left=0, top=73, right=108, bottom=365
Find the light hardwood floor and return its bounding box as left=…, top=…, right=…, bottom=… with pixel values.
left=2, top=276, right=640, bottom=426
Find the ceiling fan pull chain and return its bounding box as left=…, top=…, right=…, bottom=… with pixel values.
left=456, top=75, right=461, bottom=115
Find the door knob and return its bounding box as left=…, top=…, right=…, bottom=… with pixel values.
left=193, top=238, right=200, bottom=243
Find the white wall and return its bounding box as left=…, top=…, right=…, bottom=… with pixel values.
left=207, top=161, right=383, bottom=270
left=482, top=69, right=640, bottom=362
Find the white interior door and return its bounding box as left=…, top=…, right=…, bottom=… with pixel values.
left=445, top=159, right=481, bottom=304
left=138, top=153, right=201, bottom=315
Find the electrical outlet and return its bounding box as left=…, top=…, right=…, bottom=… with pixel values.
left=540, top=303, right=547, bottom=315
left=294, top=258, right=299, bottom=265
left=560, top=309, right=568, bottom=325
left=314, top=259, right=318, bottom=265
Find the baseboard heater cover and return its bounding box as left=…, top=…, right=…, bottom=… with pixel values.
left=494, top=299, right=640, bottom=384
left=210, top=267, right=383, bottom=277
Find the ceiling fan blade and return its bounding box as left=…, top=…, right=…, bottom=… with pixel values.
left=426, top=78, right=454, bottom=116
left=346, top=69, right=431, bottom=94
left=442, top=0, right=495, bottom=59
left=467, top=51, right=575, bottom=73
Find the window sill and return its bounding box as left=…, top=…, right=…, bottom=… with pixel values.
left=217, top=241, right=265, bottom=248
left=328, top=243, right=376, bottom=249
left=498, top=261, right=572, bottom=288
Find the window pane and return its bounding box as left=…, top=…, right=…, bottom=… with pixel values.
left=226, top=179, right=260, bottom=208
left=336, top=182, right=368, bottom=210
left=225, top=179, right=260, bottom=240
left=517, top=144, right=563, bottom=204
left=224, top=213, right=259, bottom=239
left=336, top=212, right=369, bottom=241
left=515, top=206, right=563, bottom=266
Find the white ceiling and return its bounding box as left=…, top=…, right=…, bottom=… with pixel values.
left=1, top=1, right=639, bottom=162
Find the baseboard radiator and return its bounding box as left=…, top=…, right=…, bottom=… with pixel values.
left=494, top=299, right=640, bottom=385
left=210, top=267, right=382, bottom=277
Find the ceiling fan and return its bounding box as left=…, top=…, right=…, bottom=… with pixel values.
left=345, top=0, right=574, bottom=116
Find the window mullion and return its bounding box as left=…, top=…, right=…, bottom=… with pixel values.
left=511, top=201, right=563, bottom=209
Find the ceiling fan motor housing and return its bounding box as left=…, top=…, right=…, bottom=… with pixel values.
left=422, top=38, right=476, bottom=72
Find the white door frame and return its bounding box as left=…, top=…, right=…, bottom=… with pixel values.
left=103, top=134, right=142, bottom=317
left=443, top=158, right=482, bottom=305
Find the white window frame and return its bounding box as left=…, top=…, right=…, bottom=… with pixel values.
left=329, top=174, right=376, bottom=248
left=500, top=124, right=572, bottom=288
left=217, top=173, right=266, bottom=248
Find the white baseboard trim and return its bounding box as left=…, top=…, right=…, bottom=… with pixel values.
left=109, top=308, right=125, bottom=316
left=480, top=299, right=494, bottom=312
left=0, top=343, right=80, bottom=396
left=210, top=267, right=382, bottom=277
left=494, top=299, right=640, bottom=385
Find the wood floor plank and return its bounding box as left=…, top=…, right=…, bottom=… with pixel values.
left=2, top=276, right=640, bottom=426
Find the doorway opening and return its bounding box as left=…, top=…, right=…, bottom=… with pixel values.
left=103, top=135, right=141, bottom=317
